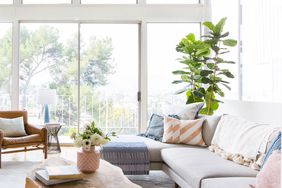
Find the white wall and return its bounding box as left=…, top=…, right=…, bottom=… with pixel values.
left=217, top=100, right=282, bottom=125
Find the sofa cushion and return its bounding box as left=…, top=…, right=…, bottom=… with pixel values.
left=161, top=148, right=257, bottom=188
left=3, top=134, right=43, bottom=146
left=201, top=115, right=222, bottom=146
left=201, top=177, right=255, bottom=188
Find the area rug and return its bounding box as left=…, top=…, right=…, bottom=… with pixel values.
left=0, top=161, right=173, bottom=188
left=0, top=161, right=40, bottom=188
left=128, top=171, right=174, bottom=188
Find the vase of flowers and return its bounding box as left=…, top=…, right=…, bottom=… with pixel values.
left=71, top=121, right=116, bottom=173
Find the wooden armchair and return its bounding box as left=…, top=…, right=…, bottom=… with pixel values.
left=0, top=110, right=48, bottom=168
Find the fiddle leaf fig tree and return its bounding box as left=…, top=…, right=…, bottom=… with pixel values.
left=173, top=33, right=210, bottom=103
left=173, top=17, right=237, bottom=115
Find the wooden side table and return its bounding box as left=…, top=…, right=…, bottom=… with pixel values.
left=45, top=123, right=62, bottom=154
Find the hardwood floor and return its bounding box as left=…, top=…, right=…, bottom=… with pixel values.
left=2, top=147, right=78, bottom=163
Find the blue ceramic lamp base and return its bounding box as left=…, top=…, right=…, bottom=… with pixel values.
left=44, top=104, right=50, bottom=124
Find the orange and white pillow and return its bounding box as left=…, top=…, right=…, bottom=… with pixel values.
left=162, top=117, right=206, bottom=146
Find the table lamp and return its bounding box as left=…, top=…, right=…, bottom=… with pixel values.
left=37, top=89, right=57, bottom=124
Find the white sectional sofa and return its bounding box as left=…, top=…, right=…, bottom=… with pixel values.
left=116, top=115, right=270, bottom=188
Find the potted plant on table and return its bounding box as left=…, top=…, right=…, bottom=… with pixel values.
left=71, top=121, right=116, bottom=173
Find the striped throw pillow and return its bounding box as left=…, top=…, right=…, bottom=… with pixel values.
left=162, top=117, right=206, bottom=146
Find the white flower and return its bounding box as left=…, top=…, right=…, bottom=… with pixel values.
left=90, top=133, right=103, bottom=146
left=82, top=139, right=91, bottom=151
left=74, top=137, right=83, bottom=148
left=100, top=138, right=109, bottom=145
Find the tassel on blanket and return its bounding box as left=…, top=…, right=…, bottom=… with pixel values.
left=210, top=144, right=261, bottom=171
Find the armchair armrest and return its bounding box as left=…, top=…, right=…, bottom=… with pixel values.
left=26, top=124, right=47, bottom=142
left=0, top=129, right=3, bottom=146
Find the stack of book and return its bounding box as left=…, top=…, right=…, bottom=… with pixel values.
left=35, top=165, right=83, bottom=185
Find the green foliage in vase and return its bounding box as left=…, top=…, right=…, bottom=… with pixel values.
left=173, top=17, right=237, bottom=115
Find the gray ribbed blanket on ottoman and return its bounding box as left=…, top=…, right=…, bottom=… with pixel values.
left=101, top=142, right=150, bottom=175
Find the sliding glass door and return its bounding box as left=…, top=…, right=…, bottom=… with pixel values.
left=80, top=24, right=139, bottom=134
left=19, top=23, right=79, bottom=136
left=19, top=23, right=139, bottom=137
left=0, top=23, right=12, bottom=110
left=147, top=23, right=201, bottom=116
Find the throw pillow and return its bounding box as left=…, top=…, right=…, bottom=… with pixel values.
left=144, top=114, right=164, bottom=141
left=0, top=117, right=27, bottom=137
left=139, top=114, right=180, bottom=141
left=200, top=114, right=222, bottom=146
left=261, top=131, right=281, bottom=168
left=252, top=150, right=281, bottom=188
left=162, top=117, right=206, bottom=146
left=162, top=102, right=204, bottom=120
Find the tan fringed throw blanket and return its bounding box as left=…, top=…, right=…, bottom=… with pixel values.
left=211, top=115, right=280, bottom=170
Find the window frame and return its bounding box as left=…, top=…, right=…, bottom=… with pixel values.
left=0, top=2, right=210, bottom=138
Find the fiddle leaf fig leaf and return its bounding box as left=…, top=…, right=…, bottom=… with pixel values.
left=223, top=39, right=237, bottom=47
left=193, top=90, right=205, bottom=98
left=219, top=80, right=230, bottom=84
left=172, top=70, right=190, bottom=75
left=181, top=75, right=191, bottom=82
left=172, top=80, right=184, bottom=84
left=221, top=83, right=231, bottom=90
left=220, top=61, right=236, bottom=64
left=203, top=21, right=215, bottom=32
left=207, top=63, right=215, bottom=69
left=194, top=75, right=202, bottom=80
left=200, top=70, right=213, bottom=77
left=175, top=87, right=188, bottom=94
left=215, top=17, right=227, bottom=34
left=220, top=32, right=229, bottom=38
left=220, top=70, right=234, bottom=78
left=201, top=77, right=212, bottom=84
left=187, top=33, right=196, bottom=42
left=195, top=48, right=210, bottom=57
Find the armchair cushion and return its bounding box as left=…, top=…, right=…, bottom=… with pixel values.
left=0, top=117, right=27, bottom=137
left=3, top=134, right=43, bottom=146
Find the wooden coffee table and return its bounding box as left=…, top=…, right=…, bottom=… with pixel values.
left=25, top=157, right=141, bottom=188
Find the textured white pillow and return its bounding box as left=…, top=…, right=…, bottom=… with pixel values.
left=0, top=117, right=27, bottom=137
left=162, top=102, right=204, bottom=120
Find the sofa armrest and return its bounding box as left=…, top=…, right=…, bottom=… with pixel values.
left=26, top=124, right=47, bottom=142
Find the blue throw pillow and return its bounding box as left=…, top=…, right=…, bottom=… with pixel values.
left=145, top=114, right=164, bottom=141
left=261, top=131, right=281, bottom=168
left=138, top=114, right=180, bottom=141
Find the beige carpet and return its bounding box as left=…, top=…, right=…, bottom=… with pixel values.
left=0, top=161, right=173, bottom=188
left=0, top=161, right=40, bottom=188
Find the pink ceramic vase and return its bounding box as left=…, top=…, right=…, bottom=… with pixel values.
left=77, top=146, right=100, bottom=173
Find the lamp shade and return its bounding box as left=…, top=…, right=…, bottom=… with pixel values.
left=37, top=89, right=57, bottom=105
